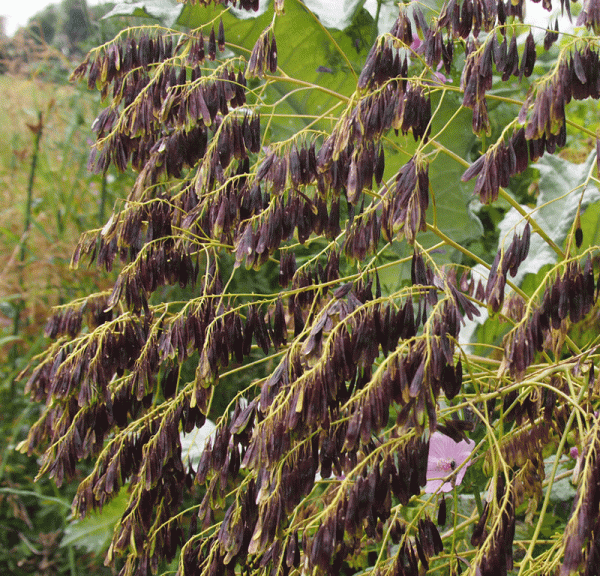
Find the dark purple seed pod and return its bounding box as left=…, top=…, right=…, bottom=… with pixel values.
left=459, top=0, right=473, bottom=38
left=441, top=38, right=454, bottom=74
left=218, top=18, right=225, bottom=51
left=208, top=26, right=217, bottom=61
left=289, top=145, right=301, bottom=188
left=374, top=144, right=385, bottom=185
left=438, top=497, right=447, bottom=526
left=358, top=41, right=382, bottom=90
left=461, top=154, right=486, bottom=182
left=197, top=30, right=205, bottom=62
left=544, top=19, right=560, bottom=51
left=269, top=35, right=278, bottom=73
left=503, top=34, right=519, bottom=81
left=235, top=69, right=247, bottom=106
left=575, top=225, right=583, bottom=248
left=390, top=7, right=413, bottom=44
left=520, top=31, right=536, bottom=79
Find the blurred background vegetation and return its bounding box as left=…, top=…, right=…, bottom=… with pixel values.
left=0, top=2, right=137, bottom=574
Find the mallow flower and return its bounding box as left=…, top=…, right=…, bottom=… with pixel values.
left=424, top=431, right=476, bottom=493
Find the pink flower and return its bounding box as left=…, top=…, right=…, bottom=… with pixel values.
left=424, top=431, right=476, bottom=493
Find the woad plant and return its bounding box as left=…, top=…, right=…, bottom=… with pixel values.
left=16, top=0, right=600, bottom=574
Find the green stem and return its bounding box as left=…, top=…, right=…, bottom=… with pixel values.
left=100, top=172, right=108, bottom=224
left=11, top=112, right=43, bottom=372
left=516, top=379, right=588, bottom=576
left=20, top=112, right=43, bottom=263
left=497, top=188, right=564, bottom=259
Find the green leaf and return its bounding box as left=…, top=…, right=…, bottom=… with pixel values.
left=500, top=150, right=600, bottom=286
left=465, top=150, right=600, bottom=346
left=430, top=94, right=483, bottom=244
left=381, top=95, right=483, bottom=292
left=0, top=487, right=70, bottom=508
left=545, top=455, right=577, bottom=503
left=61, top=490, right=130, bottom=553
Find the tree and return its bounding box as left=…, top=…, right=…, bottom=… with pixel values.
left=17, top=0, right=600, bottom=574
left=30, top=4, right=60, bottom=44
left=61, top=0, right=90, bottom=46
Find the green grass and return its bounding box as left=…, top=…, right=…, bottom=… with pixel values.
left=0, top=74, right=129, bottom=362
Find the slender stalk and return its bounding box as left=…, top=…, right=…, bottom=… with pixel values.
left=10, top=111, right=43, bottom=373
left=19, top=112, right=43, bottom=263
left=99, top=172, right=108, bottom=224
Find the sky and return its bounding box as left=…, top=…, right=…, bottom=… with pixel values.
left=1, top=0, right=106, bottom=37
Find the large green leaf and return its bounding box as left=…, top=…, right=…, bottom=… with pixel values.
left=61, top=490, right=130, bottom=553
left=428, top=95, right=483, bottom=244
left=380, top=94, right=483, bottom=291
left=465, top=150, right=600, bottom=346
left=500, top=150, right=600, bottom=286
left=179, top=0, right=372, bottom=109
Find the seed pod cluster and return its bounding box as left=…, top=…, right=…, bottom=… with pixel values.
left=461, top=31, right=536, bottom=134
left=71, top=33, right=174, bottom=94
left=437, top=0, right=503, bottom=39
left=472, top=480, right=516, bottom=576
left=484, top=223, right=531, bottom=313
left=89, top=73, right=250, bottom=182
left=494, top=422, right=549, bottom=471
left=305, top=441, right=433, bottom=572
left=232, top=189, right=340, bottom=269
left=463, top=45, right=600, bottom=202
left=462, top=124, right=564, bottom=204
left=560, top=422, right=600, bottom=575
left=74, top=26, right=242, bottom=180
left=246, top=27, right=277, bottom=78
left=325, top=81, right=430, bottom=160
left=577, top=0, right=600, bottom=33
left=381, top=156, right=429, bottom=245
left=505, top=257, right=596, bottom=380
left=44, top=294, right=112, bottom=339
left=358, top=35, right=409, bottom=91
left=344, top=208, right=381, bottom=261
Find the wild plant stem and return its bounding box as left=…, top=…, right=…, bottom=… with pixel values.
left=517, top=378, right=588, bottom=576
left=100, top=172, right=108, bottom=224
left=20, top=111, right=43, bottom=262
left=11, top=111, right=43, bottom=374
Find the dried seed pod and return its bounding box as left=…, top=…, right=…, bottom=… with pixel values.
left=437, top=497, right=447, bottom=526
left=218, top=18, right=225, bottom=51
left=268, top=35, right=278, bottom=73
left=208, top=26, right=217, bottom=61
left=544, top=19, right=560, bottom=51
left=520, top=31, right=536, bottom=79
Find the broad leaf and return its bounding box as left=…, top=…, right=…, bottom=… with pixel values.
left=61, top=491, right=130, bottom=553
